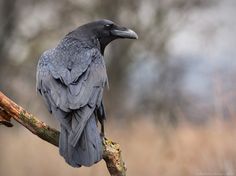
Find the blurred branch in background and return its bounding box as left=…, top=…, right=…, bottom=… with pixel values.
left=0, top=91, right=126, bottom=176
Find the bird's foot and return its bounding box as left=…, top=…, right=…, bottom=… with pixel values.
left=100, top=132, right=105, bottom=139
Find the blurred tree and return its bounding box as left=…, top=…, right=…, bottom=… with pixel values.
left=1, top=0, right=234, bottom=125
left=0, top=0, right=17, bottom=64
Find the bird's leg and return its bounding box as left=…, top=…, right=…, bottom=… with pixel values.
left=97, top=102, right=106, bottom=138
left=98, top=113, right=105, bottom=138
left=100, top=118, right=105, bottom=137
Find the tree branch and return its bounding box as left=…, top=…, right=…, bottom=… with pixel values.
left=0, top=91, right=126, bottom=176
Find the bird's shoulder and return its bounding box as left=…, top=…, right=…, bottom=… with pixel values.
left=37, top=48, right=55, bottom=77
left=55, top=37, right=102, bottom=66
left=36, top=39, right=107, bottom=112
left=37, top=37, right=104, bottom=86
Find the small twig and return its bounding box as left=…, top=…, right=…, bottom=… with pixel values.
left=0, top=107, right=13, bottom=127
left=0, top=91, right=126, bottom=176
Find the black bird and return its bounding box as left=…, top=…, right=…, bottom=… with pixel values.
left=36, top=19, right=138, bottom=167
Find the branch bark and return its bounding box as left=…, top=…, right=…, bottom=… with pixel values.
left=0, top=91, right=126, bottom=176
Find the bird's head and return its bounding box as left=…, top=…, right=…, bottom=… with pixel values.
left=74, top=19, right=138, bottom=54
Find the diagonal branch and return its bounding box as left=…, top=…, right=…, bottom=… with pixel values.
left=0, top=91, right=126, bottom=176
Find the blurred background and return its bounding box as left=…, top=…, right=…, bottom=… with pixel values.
left=0, top=0, right=236, bottom=175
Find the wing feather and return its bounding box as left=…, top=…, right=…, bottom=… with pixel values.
left=36, top=46, right=107, bottom=113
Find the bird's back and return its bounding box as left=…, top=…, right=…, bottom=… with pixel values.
left=36, top=36, right=107, bottom=167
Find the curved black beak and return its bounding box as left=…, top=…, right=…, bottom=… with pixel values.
left=111, top=27, right=138, bottom=39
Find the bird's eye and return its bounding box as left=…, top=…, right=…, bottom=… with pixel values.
left=104, top=24, right=113, bottom=29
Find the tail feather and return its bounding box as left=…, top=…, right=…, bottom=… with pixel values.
left=69, top=106, right=95, bottom=147
left=71, top=115, right=103, bottom=166
left=59, top=113, right=103, bottom=167
left=59, top=126, right=80, bottom=167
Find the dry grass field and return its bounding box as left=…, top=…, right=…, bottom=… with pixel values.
left=1, top=118, right=236, bottom=176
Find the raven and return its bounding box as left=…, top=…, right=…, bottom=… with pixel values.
left=36, top=19, right=138, bottom=167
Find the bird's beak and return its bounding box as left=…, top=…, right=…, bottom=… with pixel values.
left=111, top=27, right=138, bottom=39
